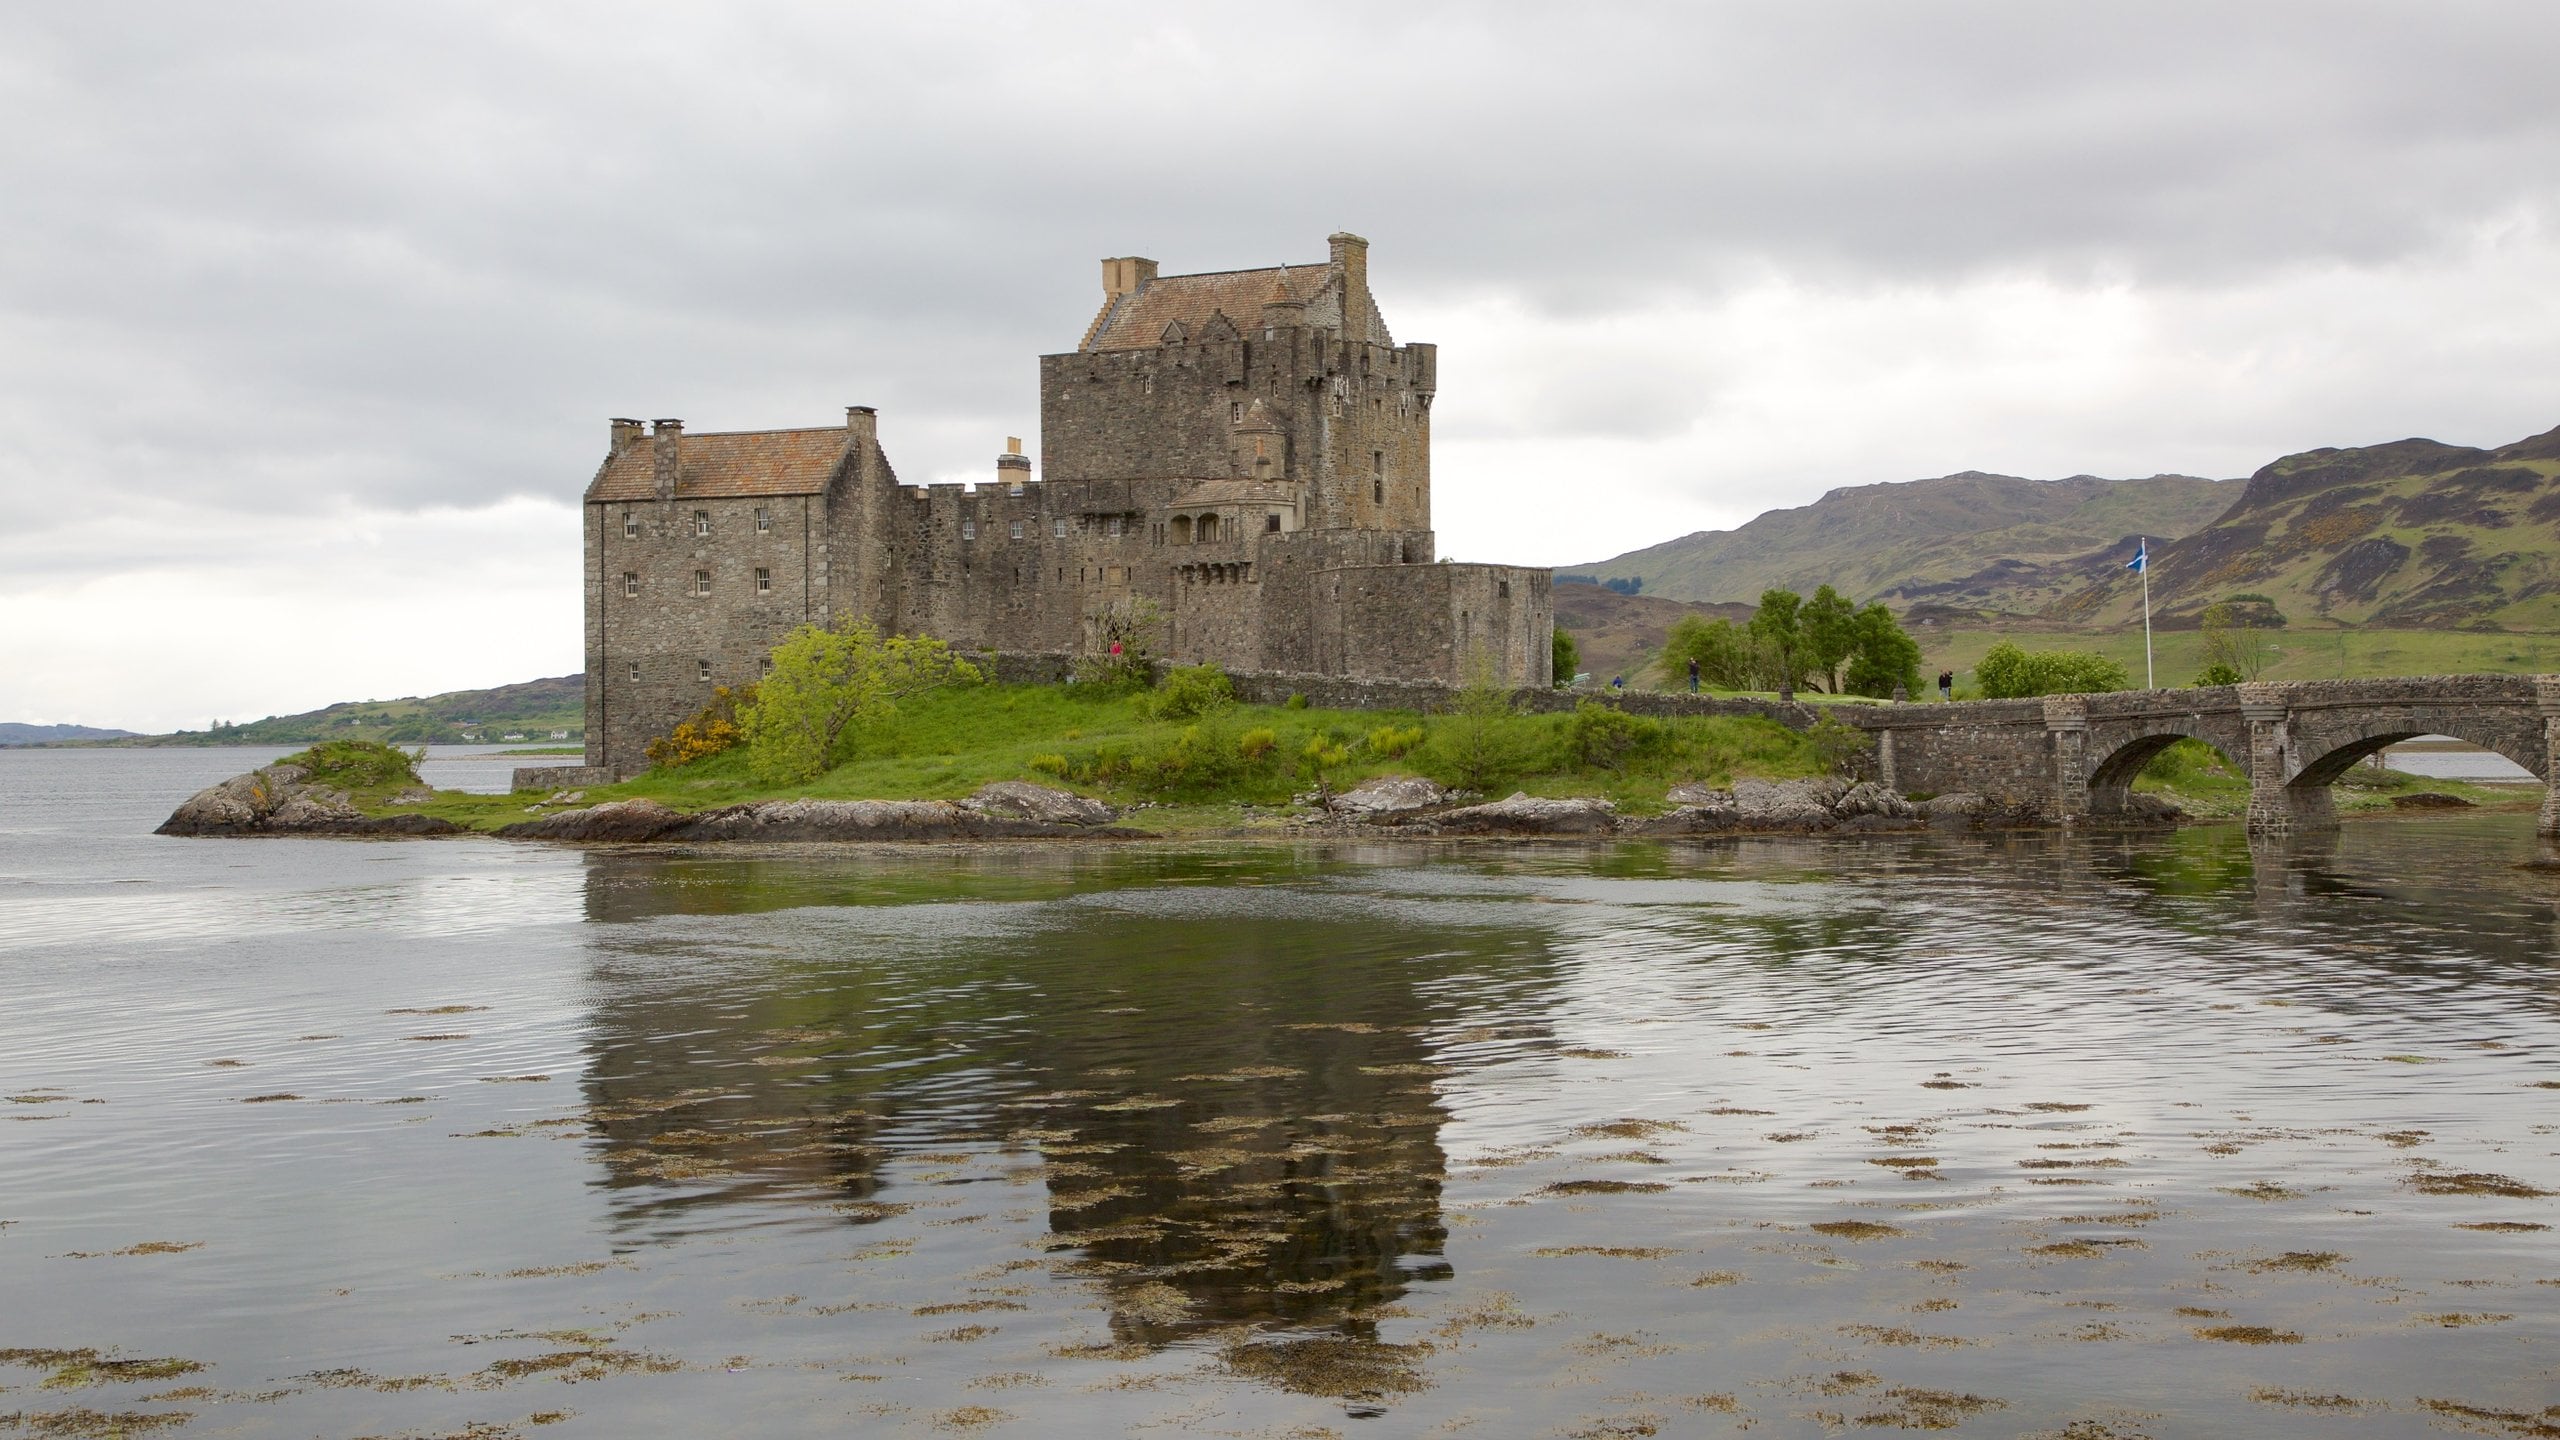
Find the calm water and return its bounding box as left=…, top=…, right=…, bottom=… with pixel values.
left=2, top=749, right=2556, bottom=1438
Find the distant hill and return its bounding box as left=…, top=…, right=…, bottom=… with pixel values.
left=1551, top=586, right=1751, bottom=685
left=0, top=722, right=139, bottom=747
left=109, top=675, right=584, bottom=747
left=1567, top=471, right=2240, bottom=605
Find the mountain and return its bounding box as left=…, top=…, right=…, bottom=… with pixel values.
left=1565, top=471, right=2239, bottom=606
left=0, top=722, right=139, bottom=747
left=104, top=675, right=584, bottom=746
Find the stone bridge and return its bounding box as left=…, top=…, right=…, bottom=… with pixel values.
left=1844, top=674, right=2560, bottom=834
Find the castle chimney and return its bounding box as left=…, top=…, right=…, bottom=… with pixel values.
left=996, top=435, right=1031, bottom=491
left=650, top=418, right=683, bottom=500
left=609, top=417, right=644, bottom=451
left=1102, top=256, right=1159, bottom=300
left=844, top=405, right=877, bottom=450
left=1328, top=231, right=1370, bottom=339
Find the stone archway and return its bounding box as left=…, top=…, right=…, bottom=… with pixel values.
left=2241, top=681, right=2555, bottom=833
left=2083, top=729, right=2248, bottom=817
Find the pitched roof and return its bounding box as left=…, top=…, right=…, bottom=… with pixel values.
left=586, top=428, right=856, bottom=502
left=1081, top=263, right=1332, bottom=352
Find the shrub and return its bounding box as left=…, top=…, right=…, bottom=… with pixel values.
left=1149, top=663, right=1235, bottom=721
left=1076, top=597, right=1163, bottom=690
left=1128, top=723, right=1243, bottom=796
left=2194, top=662, right=2243, bottom=687
left=1428, top=651, right=1525, bottom=791
left=1028, top=753, right=1070, bottom=778
left=283, top=739, right=421, bottom=790
left=1285, top=692, right=1309, bottom=710
left=739, top=618, right=981, bottom=782
left=646, top=684, right=752, bottom=768
left=1564, top=700, right=1664, bottom=771
left=1366, top=724, right=1423, bottom=758
left=1551, top=628, right=1580, bottom=686
left=1301, top=733, right=1352, bottom=800
left=1238, top=727, right=1279, bottom=761
left=1974, top=641, right=2132, bottom=698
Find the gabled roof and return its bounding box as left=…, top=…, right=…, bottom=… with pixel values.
left=587, top=428, right=856, bottom=502
left=1082, top=263, right=1332, bottom=352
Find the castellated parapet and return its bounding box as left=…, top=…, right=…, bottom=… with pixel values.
left=581, top=234, right=1554, bottom=775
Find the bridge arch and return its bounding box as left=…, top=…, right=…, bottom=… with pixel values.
left=2085, top=728, right=2247, bottom=816
left=2285, top=719, right=2544, bottom=788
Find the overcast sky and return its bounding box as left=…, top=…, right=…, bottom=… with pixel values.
left=6, top=2, right=2558, bottom=730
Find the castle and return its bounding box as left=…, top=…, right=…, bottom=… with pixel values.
left=580, top=232, right=1554, bottom=775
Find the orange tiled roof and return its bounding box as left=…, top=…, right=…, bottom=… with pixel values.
left=587, top=428, right=856, bottom=502
left=1082, top=264, right=1331, bottom=352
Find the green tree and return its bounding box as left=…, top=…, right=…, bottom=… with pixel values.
left=1748, top=589, right=1805, bottom=692
left=738, top=617, right=982, bottom=781
left=1974, top=641, right=2131, bottom=699
left=1799, top=584, right=1859, bottom=693
left=1078, top=597, right=1163, bottom=689
left=1428, top=649, right=1522, bottom=791
left=2199, top=601, right=2273, bottom=681
left=1654, top=614, right=1774, bottom=690
left=1842, top=603, right=1923, bottom=698
left=1551, top=627, right=1580, bottom=687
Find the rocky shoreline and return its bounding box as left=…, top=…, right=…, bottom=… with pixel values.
left=158, top=762, right=2118, bottom=844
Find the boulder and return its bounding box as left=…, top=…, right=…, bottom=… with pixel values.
left=1829, top=781, right=1918, bottom=822
left=1732, top=778, right=1838, bottom=831
left=959, top=781, right=1117, bottom=827
left=1627, top=802, right=1739, bottom=836
left=1432, top=792, right=1617, bottom=836
left=157, top=762, right=465, bottom=838
left=673, top=799, right=979, bottom=842
left=1923, top=792, right=1987, bottom=829
left=498, top=798, right=688, bottom=842
left=1329, top=775, right=1449, bottom=818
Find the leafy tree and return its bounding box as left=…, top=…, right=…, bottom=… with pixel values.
left=1799, top=585, right=1859, bottom=692
left=1429, top=649, right=1523, bottom=791
left=1077, top=597, right=1163, bottom=689
left=1974, top=641, right=2131, bottom=699
left=1748, top=589, right=1805, bottom=692
left=2194, top=661, right=2243, bottom=687
left=2199, top=601, right=2274, bottom=681
left=1842, top=603, right=1923, bottom=698
left=1551, top=627, right=1580, bottom=686
left=1564, top=700, right=1664, bottom=771
left=1655, top=614, right=1775, bottom=690
left=739, top=618, right=981, bottom=781
left=1147, top=663, right=1234, bottom=721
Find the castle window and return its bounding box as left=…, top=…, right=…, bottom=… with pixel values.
left=1140, top=372, right=1153, bottom=394
left=1499, top=580, right=1511, bottom=598
left=697, top=659, right=712, bottom=681
left=1053, top=518, right=1067, bottom=538
left=1198, top=513, right=1219, bottom=543
left=622, top=571, right=638, bottom=597
left=1230, top=402, right=1242, bottom=424
left=1107, top=516, right=1123, bottom=538
left=754, top=566, right=771, bottom=593
left=1010, top=519, right=1024, bottom=540
left=1373, top=477, right=1385, bottom=506
left=962, top=518, right=977, bottom=540
left=760, top=657, right=773, bottom=676
left=693, top=570, right=711, bottom=596
left=755, top=507, right=771, bottom=532
left=692, top=510, right=709, bottom=537
left=1171, top=515, right=1191, bottom=545
left=623, top=510, right=638, bottom=538
left=627, top=660, right=640, bottom=682
left=1266, top=513, right=1281, bottom=533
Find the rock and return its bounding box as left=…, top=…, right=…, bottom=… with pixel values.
left=1627, top=802, right=1739, bottom=836
left=498, top=799, right=688, bottom=842
left=2116, top=792, right=2184, bottom=820
left=1663, top=780, right=1726, bottom=807
left=387, top=786, right=436, bottom=806
left=2391, top=791, right=2475, bottom=809
left=157, top=762, right=464, bottom=838
left=1733, top=778, right=1837, bottom=831
left=1923, top=793, right=1987, bottom=829
left=1432, top=792, right=1617, bottom=836
left=1829, top=781, right=1918, bottom=822
left=958, top=781, right=1116, bottom=827
left=1329, top=775, right=1448, bottom=818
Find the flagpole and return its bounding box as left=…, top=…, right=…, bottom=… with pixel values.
left=2139, top=536, right=2154, bottom=689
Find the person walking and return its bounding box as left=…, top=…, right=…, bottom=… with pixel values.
left=1937, top=669, right=1954, bottom=702
left=1687, top=657, right=1700, bottom=694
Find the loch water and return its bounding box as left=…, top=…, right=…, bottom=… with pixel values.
left=2, top=748, right=2556, bottom=1438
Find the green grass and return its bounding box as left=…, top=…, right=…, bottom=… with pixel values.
left=393, top=682, right=1829, bottom=834
left=1907, top=626, right=2560, bottom=697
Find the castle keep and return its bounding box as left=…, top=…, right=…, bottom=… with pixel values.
left=582, top=232, right=1553, bottom=774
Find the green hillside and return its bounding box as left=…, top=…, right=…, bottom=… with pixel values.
left=116, top=675, right=583, bottom=747
left=1568, top=471, right=2238, bottom=605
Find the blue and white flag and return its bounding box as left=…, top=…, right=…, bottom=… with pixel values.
left=2126, top=541, right=2147, bottom=573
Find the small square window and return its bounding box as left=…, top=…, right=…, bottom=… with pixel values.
left=962, top=519, right=977, bottom=540
left=754, top=566, right=770, bottom=593
left=627, top=660, right=640, bottom=682
left=759, top=656, right=773, bottom=676
left=1010, top=519, right=1024, bottom=540
left=697, top=659, right=712, bottom=681
left=1266, top=513, right=1281, bottom=533
left=622, top=571, right=638, bottom=597
left=694, top=571, right=711, bottom=596
left=693, top=510, right=710, bottom=537
left=623, top=511, right=638, bottom=538
left=1107, top=516, right=1123, bottom=538
left=754, top=507, right=770, bottom=532
left=1053, top=518, right=1066, bottom=538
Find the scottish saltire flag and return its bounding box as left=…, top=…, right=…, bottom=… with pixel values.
left=2126, top=540, right=2147, bottom=573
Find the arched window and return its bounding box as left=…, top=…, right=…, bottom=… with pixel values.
left=1171, top=515, right=1192, bottom=545
left=1199, top=513, right=1220, bottom=543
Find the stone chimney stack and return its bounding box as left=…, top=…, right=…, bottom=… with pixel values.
left=610, top=417, right=644, bottom=451
left=844, top=405, right=878, bottom=450
left=1328, top=231, right=1370, bottom=339
left=650, top=418, right=683, bottom=501
left=1102, top=256, right=1159, bottom=300
left=996, top=435, right=1031, bottom=490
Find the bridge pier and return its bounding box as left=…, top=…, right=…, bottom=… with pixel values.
left=2241, top=687, right=2334, bottom=834
left=2538, top=676, right=2560, bottom=839
left=2044, top=695, right=2089, bottom=822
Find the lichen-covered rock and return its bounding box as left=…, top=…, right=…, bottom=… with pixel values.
left=959, top=781, right=1117, bottom=827
left=498, top=799, right=688, bottom=842
left=1432, top=792, right=1617, bottom=835
left=157, top=763, right=463, bottom=837
left=1732, top=778, right=1838, bottom=830
left=1830, top=781, right=1919, bottom=822
left=674, top=799, right=977, bottom=842
left=1627, top=802, right=1739, bottom=836
left=1328, top=775, right=1449, bottom=818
